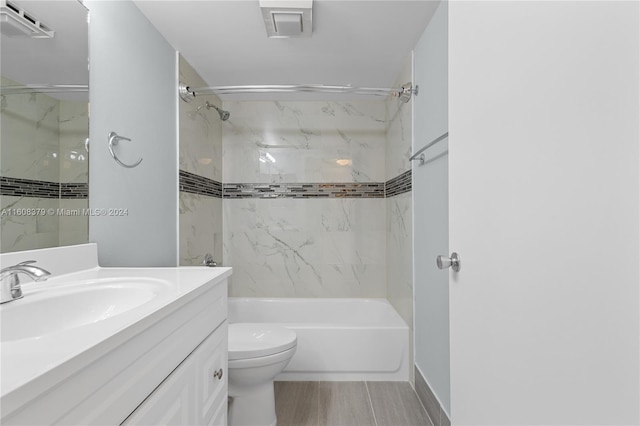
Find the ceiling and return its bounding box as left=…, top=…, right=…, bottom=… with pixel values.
left=133, top=0, right=440, bottom=100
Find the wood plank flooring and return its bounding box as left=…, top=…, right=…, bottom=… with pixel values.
left=274, top=381, right=433, bottom=426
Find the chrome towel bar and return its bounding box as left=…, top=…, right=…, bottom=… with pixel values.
left=409, top=132, right=448, bottom=165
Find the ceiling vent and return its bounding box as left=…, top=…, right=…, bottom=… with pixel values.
left=0, top=0, right=54, bottom=38
left=260, top=0, right=312, bottom=38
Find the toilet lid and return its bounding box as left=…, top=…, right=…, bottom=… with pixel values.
left=228, top=323, right=297, bottom=360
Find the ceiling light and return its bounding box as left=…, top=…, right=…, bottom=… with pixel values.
left=336, top=159, right=352, bottom=166
left=260, top=0, right=312, bottom=38
left=0, top=0, right=54, bottom=38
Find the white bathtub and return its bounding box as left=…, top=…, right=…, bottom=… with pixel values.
left=228, top=298, right=409, bottom=381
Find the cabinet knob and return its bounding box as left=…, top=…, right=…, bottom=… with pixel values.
left=213, top=368, right=223, bottom=380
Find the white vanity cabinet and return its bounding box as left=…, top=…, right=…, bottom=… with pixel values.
left=123, top=322, right=228, bottom=426
left=0, top=264, right=232, bottom=426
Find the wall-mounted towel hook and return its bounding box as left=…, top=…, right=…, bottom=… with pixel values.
left=108, top=131, right=142, bottom=168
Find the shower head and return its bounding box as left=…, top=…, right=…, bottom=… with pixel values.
left=190, top=101, right=230, bottom=121
left=205, top=101, right=230, bottom=121
left=216, top=107, right=230, bottom=121
left=218, top=109, right=231, bottom=121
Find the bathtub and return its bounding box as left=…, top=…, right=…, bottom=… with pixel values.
left=228, top=298, right=409, bottom=381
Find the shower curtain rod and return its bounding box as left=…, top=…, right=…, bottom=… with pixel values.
left=0, top=84, right=88, bottom=95
left=187, top=82, right=418, bottom=103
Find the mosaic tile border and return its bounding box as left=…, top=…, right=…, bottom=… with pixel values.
left=179, top=170, right=412, bottom=199
left=179, top=170, right=222, bottom=198
left=2, top=170, right=410, bottom=201
left=223, top=182, right=385, bottom=198
left=0, top=176, right=88, bottom=199
left=385, top=170, right=412, bottom=197
left=59, top=182, right=88, bottom=199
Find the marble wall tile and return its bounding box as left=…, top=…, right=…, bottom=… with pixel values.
left=386, top=192, right=414, bottom=327
left=222, top=101, right=386, bottom=183
left=386, top=55, right=414, bottom=180
left=1, top=77, right=90, bottom=253
left=58, top=198, right=89, bottom=247
left=179, top=56, right=223, bottom=182
left=384, top=54, right=415, bottom=383
left=178, top=55, right=224, bottom=266
left=223, top=198, right=386, bottom=297
left=56, top=100, right=89, bottom=250
left=0, top=196, right=59, bottom=252
left=214, top=80, right=414, bottom=324
left=59, top=100, right=89, bottom=184
left=1, top=76, right=60, bottom=183
left=179, top=192, right=222, bottom=266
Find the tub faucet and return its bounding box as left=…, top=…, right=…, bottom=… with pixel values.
left=203, top=253, right=217, bottom=267
left=0, top=260, right=51, bottom=304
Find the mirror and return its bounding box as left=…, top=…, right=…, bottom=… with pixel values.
left=0, top=0, right=89, bottom=253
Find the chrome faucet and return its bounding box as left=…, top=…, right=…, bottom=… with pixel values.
left=203, top=253, right=217, bottom=267
left=0, top=260, right=51, bottom=304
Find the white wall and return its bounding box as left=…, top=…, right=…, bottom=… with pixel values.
left=413, top=0, right=450, bottom=415
left=448, top=1, right=639, bottom=424
left=87, top=0, right=178, bottom=266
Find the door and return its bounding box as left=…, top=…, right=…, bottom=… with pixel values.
left=448, top=1, right=639, bottom=424
left=413, top=0, right=450, bottom=419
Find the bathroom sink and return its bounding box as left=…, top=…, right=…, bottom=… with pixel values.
left=0, top=278, right=169, bottom=342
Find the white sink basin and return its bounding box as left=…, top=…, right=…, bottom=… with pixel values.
left=0, top=277, right=169, bottom=342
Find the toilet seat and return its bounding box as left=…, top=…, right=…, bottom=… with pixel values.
left=228, top=346, right=297, bottom=369
left=228, top=323, right=297, bottom=361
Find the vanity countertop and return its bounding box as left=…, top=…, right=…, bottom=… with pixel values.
left=0, top=244, right=231, bottom=418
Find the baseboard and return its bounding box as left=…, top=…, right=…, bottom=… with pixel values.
left=414, top=365, right=451, bottom=426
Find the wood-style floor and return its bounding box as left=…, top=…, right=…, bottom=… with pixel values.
left=274, top=381, right=432, bottom=426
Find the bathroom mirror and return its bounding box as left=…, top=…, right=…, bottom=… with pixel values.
left=0, top=0, right=89, bottom=253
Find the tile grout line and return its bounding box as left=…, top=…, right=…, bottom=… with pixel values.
left=364, top=381, right=379, bottom=426
left=316, top=381, right=320, bottom=426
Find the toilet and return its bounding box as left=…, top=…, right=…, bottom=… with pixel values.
left=228, top=323, right=297, bottom=426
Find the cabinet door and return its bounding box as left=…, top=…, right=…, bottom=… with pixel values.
left=122, top=322, right=228, bottom=426
left=197, top=321, right=228, bottom=426
left=122, top=355, right=196, bottom=426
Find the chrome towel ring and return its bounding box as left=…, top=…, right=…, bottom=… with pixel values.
left=108, top=131, right=143, bottom=168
